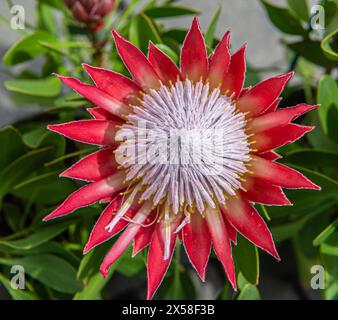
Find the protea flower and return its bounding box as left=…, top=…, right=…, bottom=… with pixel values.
left=64, top=0, right=115, bottom=31
left=45, top=17, right=320, bottom=299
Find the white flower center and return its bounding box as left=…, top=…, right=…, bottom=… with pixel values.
left=116, top=80, right=250, bottom=214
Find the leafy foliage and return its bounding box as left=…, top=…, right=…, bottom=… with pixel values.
left=0, top=0, right=337, bottom=300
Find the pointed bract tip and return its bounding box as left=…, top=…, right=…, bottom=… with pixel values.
left=83, top=245, right=91, bottom=255
left=59, top=168, right=70, bottom=178
left=47, top=124, right=62, bottom=133
left=310, top=183, right=321, bottom=191
left=269, top=245, right=280, bottom=261
left=229, top=278, right=237, bottom=291
left=82, top=63, right=91, bottom=71
left=52, top=73, right=66, bottom=80
left=274, top=252, right=281, bottom=262
left=224, top=30, right=231, bottom=41
left=199, top=272, right=206, bottom=282
left=284, top=70, right=295, bottom=80
left=42, top=212, right=56, bottom=221
left=111, top=29, right=121, bottom=39
left=192, top=16, right=200, bottom=26
left=284, top=198, right=293, bottom=206
left=312, top=104, right=320, bottom=109
left=148, top=40, right=156, bottom=51
left=236, top=44, right=247, bottom=55
left=147, top=288, right=156, bottom=300
left=100, top=267, right=108, bottom=279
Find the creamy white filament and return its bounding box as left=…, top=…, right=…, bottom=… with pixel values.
left=116, top=80, right=250, bottom=214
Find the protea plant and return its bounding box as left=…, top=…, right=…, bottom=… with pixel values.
left=45, top=17, right=320, bottom=299
left=64, top=0, right=115, bottom=31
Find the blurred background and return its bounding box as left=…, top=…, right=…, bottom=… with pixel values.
left=0, top=0, right=337, bottom=300
left=0, top=0, right=319, bottom=125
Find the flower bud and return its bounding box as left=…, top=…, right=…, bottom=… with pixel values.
left=64, top=0, right=115, bottom=32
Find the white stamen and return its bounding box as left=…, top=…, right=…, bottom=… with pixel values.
left=105, top=184, right=141, bottom=232
left=117, top=80, right=250, bottom=214
left=164, top=203, right=171, bottom=260
left=175, top=214, right=191, bottom=233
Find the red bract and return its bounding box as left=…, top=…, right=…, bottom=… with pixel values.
left=45, top=17, right=320, bottom=299
left=64, top=0, right=115, bottom=31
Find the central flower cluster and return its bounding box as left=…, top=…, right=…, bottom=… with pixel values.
left=45, top=18, right=320, bottom=299
left=116, top=80, right=250, bottom=214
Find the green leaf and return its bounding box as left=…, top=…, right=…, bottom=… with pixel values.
left=268, top=165, right=338, bottom=242
left=1, top=241, right=80, bottom=266
left=73, top=270, right=114, bottom=300
left=313, top=219, right=338, bottom=246
left=38, top=41, right=81, bottom=63
left=151, top=43, right=178, bottom=63
left=2, top=203, right=22, bottom=232
left=38, top=0, right=65, bottom=10
left=164, top=269, right=195, bottom=300
left=13, top=171, right=60, bottom=190
left=3, top=31, right=57, bottom=65
left=163, top=29, right=187, bottom=43
left=0, top=147, right=53, bottom=201
left=217, top=281, right=230, bottom=300
left=116, top=246, right=145, bottom=277
left=237, top=284, right=261, bottom=300
left=0, top=255, right=83, bottom=294
left=320, top=232, right=338, bottom=299
left=287, top=40, right=338, bottom=68
left=271, top=199, right=335, bottom=242
left=4, top=77, right=61, bottom=97
left=0, top=126, right=26, bottom=171
left=0, top=222, right=70, bottom=250
left=37, top=2, right=57, bottom=34
left=307, top=113, right=338, bottom=152
left=321, top=28, right=338, bottom=60
left=320, top=0, right=338, bottom=29
left=245, top=64, right=261, bottom=87
left=22, top=126, right=65, bottom=157
left=44, top=147, right=95, bottom=167
left=74, top=244, right=119, bottom=300
left=77, top=242, right=111, bottom=281
left=260, top=0, right=307, bottom=35
left=326, top=104, right=338, bottom=142
left=129, top=13, right=162, bottom=53
left=12, top=175, right=76, bottom=205
left=317, top=75, right=338, bottom=135
left=287, top=0, right=309, bottom=21
left=283, top=149, right=338, bottom=169
left=144, top=5, right=199, bottom=19
left=295, top=214, right=329, bottom=260
left=233, top=235, right=259, bottom=285
left=205, top=6, right=221, bottom=48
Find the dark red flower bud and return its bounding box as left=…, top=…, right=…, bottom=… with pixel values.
left=64, top=0, right=115, bottom=32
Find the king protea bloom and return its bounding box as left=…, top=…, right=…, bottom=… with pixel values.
left=45, top=17, right=320, bottom=299
left=64, top=0, right=115, bottom=31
